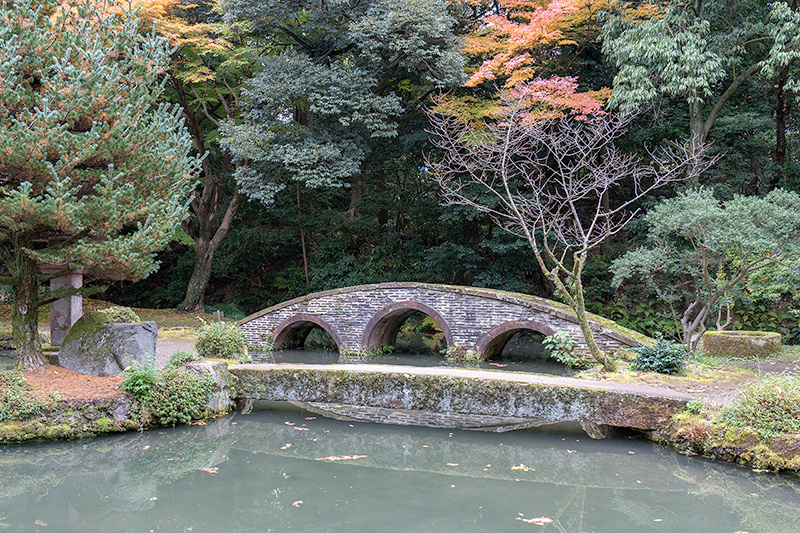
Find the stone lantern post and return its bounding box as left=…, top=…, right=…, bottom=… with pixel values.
left=40, top=264, right=83, bottom=346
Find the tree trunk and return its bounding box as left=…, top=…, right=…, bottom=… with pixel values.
left=572, top=267, right=615, bottom=371
left=180, top=238, right=215, bottom=313
left=296, top=182, right=310, bottom=287
left=773, top=0, right=799, bottom=187
left=179, top=191, right=242, bottom=312
left=688, top=96, right=705, bottom=184
left=11, top=252, right=45, bottom=371
left=347, top=174, right=364, bottom=219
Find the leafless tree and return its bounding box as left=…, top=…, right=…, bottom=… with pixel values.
left=426, top=100, right=714, bottom=370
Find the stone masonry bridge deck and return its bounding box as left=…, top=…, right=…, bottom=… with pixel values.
left=229, top=364, right=692, bottom=432
left=239, top=282, right=650, bottom=356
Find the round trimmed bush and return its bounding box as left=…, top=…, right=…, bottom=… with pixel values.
left=631, top=338, right=687, bottom=374
left=100, top=306, right=141, bottom=323
left=195, top=322, right=248, bottom=361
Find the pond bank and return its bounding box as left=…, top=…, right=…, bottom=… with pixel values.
left=2, top=359, right=799, bottom=475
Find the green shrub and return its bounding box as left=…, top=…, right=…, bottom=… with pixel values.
left=100, top=306, right=141, bottom=323
left=442, top=346, right=483, bottom=364
left=121, top=362, right=159, bottom=398
left=542, top=331, right=587, bottom=368
left=339, top=346, right=393, bottom=358
left=195, top=321, right=249, bottom=361
left=121, top=363, right=214, bottom=427
left=0, top=371, right=46, bottom=421
left=167, top=350, right=203, bottom=368
left=146, top=367, right=214, bottom=426
left=720, top=372, right=800, bottom=437
left=631, top=338, right=687, bottom=374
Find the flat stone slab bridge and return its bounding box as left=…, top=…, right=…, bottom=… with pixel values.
left=239, top=282, right=650, bottom=356
left=229, top=363, right=692, bottom=432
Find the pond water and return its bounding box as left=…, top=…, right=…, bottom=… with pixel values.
left=251, top=349, right=575, bottom=376
left=2, top=403, right=799, bottom=532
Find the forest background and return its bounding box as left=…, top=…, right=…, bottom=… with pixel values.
left=90, top=0, right=800, bottom=344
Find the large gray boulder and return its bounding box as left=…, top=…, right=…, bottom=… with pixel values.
left=57, top=311, right=157, bottom=376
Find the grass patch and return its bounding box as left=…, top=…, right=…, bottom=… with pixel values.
left=720, top=372, right=800, bottom=438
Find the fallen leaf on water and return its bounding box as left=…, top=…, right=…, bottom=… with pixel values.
left=315, top=455, right=367, bottom=461
left=515, top=516, right=553, bottom=525
left=292, top=501, right=303, bottom=507
left=281, top=444, right=293, bottom=450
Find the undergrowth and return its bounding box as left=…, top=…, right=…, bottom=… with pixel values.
left=719, top=372, right=800, bottom=438
left=121, top=363, right=213, bottom=426
left=0, top=371, right=47, bottom=421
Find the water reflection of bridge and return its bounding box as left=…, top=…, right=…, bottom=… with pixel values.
left=3, top=413, right=797, bottom=533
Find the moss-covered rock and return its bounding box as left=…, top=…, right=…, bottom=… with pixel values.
left=57, top=311, right=157, bottom=376
left=701, top=330, right=782, bottom=358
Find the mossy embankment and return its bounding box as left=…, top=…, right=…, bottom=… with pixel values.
left=0, top=361, right=234, bottom=445
left=0, top=397, right=141, bottom=444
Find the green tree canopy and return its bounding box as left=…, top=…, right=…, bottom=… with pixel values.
left=611, top=188, right=800, bottom=352
left=0, top=0, right=200, bottom=369
left=602, top=0, right=800, bottom=163
left=218, top=0, right=465, bottom=205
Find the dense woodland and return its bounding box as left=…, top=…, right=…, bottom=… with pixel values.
left=4, top=0, right=800, bottom=366
left=105, top=0, right=800, bottom=344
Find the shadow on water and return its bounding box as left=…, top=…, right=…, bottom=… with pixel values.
left=1, top=403, right=799, bottom=532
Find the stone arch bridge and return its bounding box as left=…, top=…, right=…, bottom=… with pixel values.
left=240, top=283, right=648, bottom=357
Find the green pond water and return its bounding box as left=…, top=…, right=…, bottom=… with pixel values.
left=2, top=402, right=799, bottom=532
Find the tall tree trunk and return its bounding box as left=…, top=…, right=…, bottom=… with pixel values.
left=296, top=182, right=310, bottom=287
left=774, top=0, right=799, bottom=188
left=688, top=96, right=705, bottom=184
left=181, top=238, right=215, bottom=313
left=347, top=174, right=364, bottom=219
left=10, top=249, right=45, bottom=371
left=179, top=191, right=242, bottom=312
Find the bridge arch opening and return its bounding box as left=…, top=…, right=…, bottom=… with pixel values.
left=272, top=314, right=341, bottom=351
left=476, top=321, right=557, bottom=361
left=363, top=301, right=453, bottom=354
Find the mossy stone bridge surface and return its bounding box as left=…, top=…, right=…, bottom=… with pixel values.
left=229, top=364, right=692, bottom=431
left=239, top=282, right=649, bottom=356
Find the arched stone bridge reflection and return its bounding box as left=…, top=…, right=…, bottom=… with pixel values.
left=239, top=282, right=648, bottom=356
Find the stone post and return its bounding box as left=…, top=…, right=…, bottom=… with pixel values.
left=40, top=264, right=83, bottom=346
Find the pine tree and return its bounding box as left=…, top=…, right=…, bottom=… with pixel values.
left=0, top=0, right=200, bottom=370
